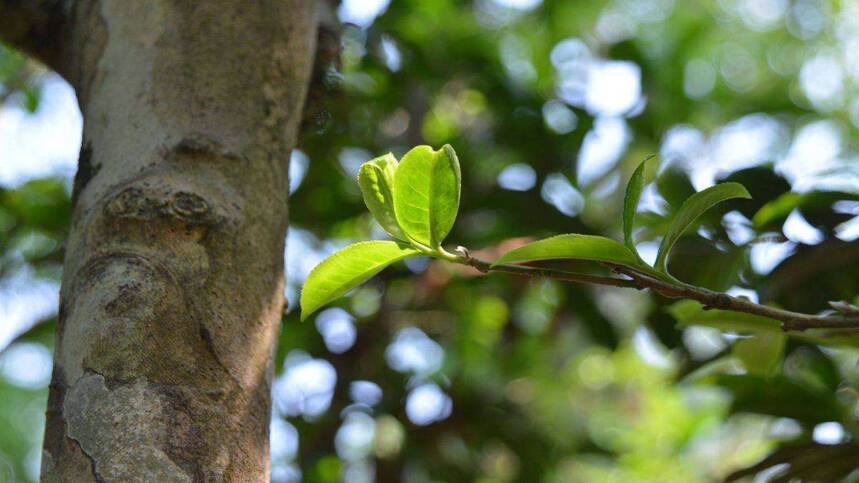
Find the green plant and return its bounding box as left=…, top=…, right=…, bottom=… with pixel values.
left=300, top=145, right=859, bottom=336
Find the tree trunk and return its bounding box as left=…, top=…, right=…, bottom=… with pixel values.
left=2, top=1, right=318, bottom=480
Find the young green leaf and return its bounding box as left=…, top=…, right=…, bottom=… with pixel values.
left=300, top=241, right=419, bottom=321
left=393, top=144, right=461, bottom=250
left=492, top=234, right=647, bottom=270
left=654, top=182, right=751, bottom=273
left=623, top=155, right=653, bottom=255
left=358, top=153, right=405, bottom=240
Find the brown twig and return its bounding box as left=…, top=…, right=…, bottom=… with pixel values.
left=453, top=248, right=859, bottom=331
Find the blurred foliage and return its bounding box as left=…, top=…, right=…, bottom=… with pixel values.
left=4, top=0, right=859, bottom=481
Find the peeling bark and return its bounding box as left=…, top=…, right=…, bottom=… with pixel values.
left=28, top=1, right=318, bottom=480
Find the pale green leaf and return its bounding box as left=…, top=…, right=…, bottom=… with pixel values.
left=491, top=234, right=648, bottom=270
left=733, top=332, right=786, bottom=377
left=300, top=241, right=419, bottom=321
left=655, top=182, right=751, bottom=273
left=358, top=153, right=405, bottom=240
left=393, top=144, right=461, bottom=249
left=623, top=155, right=653, bottom=254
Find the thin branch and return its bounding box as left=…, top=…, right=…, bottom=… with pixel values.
left=609, top=265, right=859, bottom=331
left=453, top=250, right=859, bottom=331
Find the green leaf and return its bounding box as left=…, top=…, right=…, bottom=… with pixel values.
left=654, top=182, right=751, bottom=273
left=300, top=241, right=419, bottom=321
left=492, top=234, right=645, bottom=269
left=733, top=332, right=786, bottom=377
left=393, top=144, right=461, bottom=249
left=623, top=155, right=653, bottom=253
left=358, top=153, right=406, bottom=240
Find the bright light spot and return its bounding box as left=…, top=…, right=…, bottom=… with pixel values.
left=289, top=150, right=309, bottom=194
left=707, top=114, right=784, bottom=182
left=661, top=125, right=704, bottom=163
left=350, top=380, right=383, bottom=407
left=0, top=267, right=59, bottom=352
left=577, top=117, right=630, bottom=186
left=584, top=61, right=641, bottom=117
left=491, top=0, right=542, bottom=10
left=738, top=0, right=788, bottom=31
left=787, top=0, right=829, bottom=40
left=406, top=383, right=452, bottom=426
left=542, top=100, right=577, bottom=134
left=378, top=35, right=402, bottom=72
left=750, top=239, right=796, bottom=274
left=722, top=210, right=756, bottom=246
left=315, top=308, right=357, bottom=354
left=596, top=8, right=636, bottom=44
left=682, top=326, right=727, bottom=360
left=285, top=227, right=336, bottom=308
left=800, top=53, right=844, bottom=111
left=338, top=147, right=372, bottom=179
left=637, top=183, right=668, bottom=215
left=270, top=418, right=299, bottom=461
left=836, top=216, right=859, bottom=242
left=497, top=163, right=537, bottom=191
left=633, top=327, right=673, bottom=368
left=0, top=74, right=82, bottom=187
left=541, top=173, right=584, bottom=217
left=0, top=342, right=52, bottom=389
left=635, top=241, right=660, bottom=266
left=271, top=465, right=301, bottom=483
left=783, top=209, right=824, bottom=245
left=726, top=286, right=759, bottom=303
left=336, top=412, right=376, bottom=461
left=337, top=0, right=391, bottom=28
left=273, top=351, right=337, bottom=418
left=778, top=120, right=843, bottom=192
left=684, top=59, right=716, bottom=99
left=813, top=422, right=845, bottom=445
left=385, top=327, right=444, bottom=376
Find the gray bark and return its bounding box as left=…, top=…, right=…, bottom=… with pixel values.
left=2, top=0, right=318, bottom=480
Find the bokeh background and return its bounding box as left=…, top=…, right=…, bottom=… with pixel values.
left=3, top=0, right=859, bottom=481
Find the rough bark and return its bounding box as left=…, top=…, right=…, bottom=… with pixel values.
left=1, top=1, right=318, bottom=481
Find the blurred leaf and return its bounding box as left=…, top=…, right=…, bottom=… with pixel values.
left=358, top=153, right=405, bottom=240
left=726, top=443, right=859, bottom=482
left=714, top=374, right=844, bottom=424
left=655, top=183, right=751, bottom=274
left=393, top=144, right=461, bottom=249
left=300, top=241, right=418, bottom=320
left=733, top=332, right=786, bottom=377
